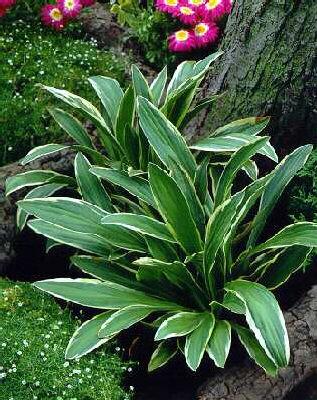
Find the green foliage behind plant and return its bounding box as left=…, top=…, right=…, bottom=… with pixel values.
left=0, top=279, right=132, bottom=400
left=6, top=53, right=317, bottom=377
left=0, top=19, right=127, bottom=166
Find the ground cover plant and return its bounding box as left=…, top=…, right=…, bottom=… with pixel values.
left=0, top=279, right=132, bottom=400
left=6, top=53, right=317, bottom=375
left=0, top=19, right=126, bottom=165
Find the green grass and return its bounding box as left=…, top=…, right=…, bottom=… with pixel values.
left=0, top=19, right=128, bottom=166
left=0, top=279, right=133, bottom=400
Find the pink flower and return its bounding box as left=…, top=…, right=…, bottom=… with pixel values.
left=199, top=0, right=226, bottom=21
left=193, top=22, right=219, bottom=47
left=0, top=5, right=8, bottom=16
left=223, top=0, right=232, bottom=13
left=186, top=0, right=205, bottom=10
left=0, top=0, right=15, bottom=7
left=80, top=0, right=95, bottom=7
left=156, top=0, right=180, bottom=15
left=168, top=29, right=196, bottom=52
left=57, top=0, right=82, bottom=18
left=177, top=6, right=198, bottom=25
left=41, top=4, right=66, bottom=30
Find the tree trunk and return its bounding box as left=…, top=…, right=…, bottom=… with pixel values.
left=187, top=0, right=317, bottom=154
left=198, top=285, right=317, bottom=400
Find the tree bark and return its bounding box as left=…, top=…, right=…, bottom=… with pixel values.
left=197, top=285, right=317, bottom=400
left=187, top=0, right=317, bottom=154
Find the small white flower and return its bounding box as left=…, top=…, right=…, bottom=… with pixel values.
left=129, top=386, right=134, bottom=391
left=44, top=344, right=49, bottom=349
left=1, top=342, right=7, bottom=347
left=63, top=361, right=70, bottom=368
left=0, top=372, right=7, bottom=379
left=18, top=302, right=23, bottom=307
left=23, top=340, right=29, bottom=347
left=85, top=367, right=91, bottom=372
left=128, top=367, right=133, bottom=372
left=22, top=380, right=26, bottom=385
left=35, top=380, right=40, bottom=387
left=17, top=350, right=22, bottom=355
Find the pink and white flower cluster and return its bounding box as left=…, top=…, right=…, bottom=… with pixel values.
left=156, top=0, right=232, bottom=52
left=0, top=0, right=16, bottom=18
left=41, top=0, right=95, bottom=30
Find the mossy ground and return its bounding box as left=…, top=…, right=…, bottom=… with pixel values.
left=0, top=279, right=133, bottom=400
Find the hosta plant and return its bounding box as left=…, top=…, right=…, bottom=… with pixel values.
left=6, top=56, right=317, bottom=375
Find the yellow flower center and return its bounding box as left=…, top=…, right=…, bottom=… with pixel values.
left=189, top=0, right=204, bottom=6
left=194, top=23, right=208, bottom=36
left=175, top=30, right=189, bottom=41
left=65, top=0, right=75, bottom=9
left=165, top=0, right=178, bottom=6
left=180, top=6, right=194, bottom=15
left=206, top=0, right=221, bottom=9
left=50, top=8, right=63, bottom=21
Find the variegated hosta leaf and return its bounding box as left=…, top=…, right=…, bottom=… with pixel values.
left=247, top=144, right=313, bottom=248
left=98, top=305, right=154, bottom=337
left=225, top=280, right=289, bottom=368
left=115, top=85, right=135, bottom=148
left=21, top=144, right=70, bottom=165
left=234, top=324, right=278, bottom=376
left=212, top=116, right=270, bottom=138
left=206, top=320, right=231, bottom=368
left=148, top=341, right=177, bottom=372
left=155, top=312, right=205, bottom=341
left=185, top=312, right=215, bottom=371
left=34, top=278, right=184, bottom=311
left=66, top=311, right=113, bottom=359
left=150, top=66, right=167, bottom=107
left=132, top=64, right=152, bottom=101
left=6, top=170, right=76, bottom=196
left=137, top=97, right=197, bottom=180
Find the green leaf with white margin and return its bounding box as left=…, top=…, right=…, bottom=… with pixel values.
left=204, top=192, right=244, bottom=296
left=48, top=108, right=94, bottom=148
left=132, top=64, right=152, bottom=100
left=34, top=278, right=185, bottom=310
left=258, top=246, right=313, bottom=290
left=214, top=136, right=269, bottom=207
left=17, top=183, right=66, bottom=231
left=148, top=341, right=177, bottom=372
left=115, top=85, right=135, bottom=148
left=98, top=305, right=154, bottom=337
left=88, top=76, right=123, bottom=130
left=234, top=324, right=278, bottom=376
left=6, top=170, right=75, bottom=196
left=28, top=219, right=112, bottom=256
left=185, top=312, right=215, bottom=371
left=150, top=66, right=167, bottom=106
left=225, top=280, right=289, bottom=367
left=194, top=156, right=209, bottom=205
left=192, top=51, right=223, bottom=76
left=90, top=167, right=156, bottom=208
left=138, top=97, right=197, bottom=180
left=46, top=238, right=61, bottom=253
left=247, top=222, right=317, bottom=256
left=21, top=144, right=69, bottom=165
left=247, top=144, right=313, bottom=248
left=40, top=85, right=122, bottom=158
left=65, top=311, right=113, bottom=359
left=149, top=164, right=202, bottom=255
left=155, top=312, right=204, bottom=341
left=166, top=60, right=195, bottom=97
left=101, top=213, right=176, bottom=243
left=206, top=320, right=231, bottom=368
left=74, top=152, right=113, bottom=212
left=212, top=116, right=270, bottom=138
left=242, top=159, right=258, bottom=181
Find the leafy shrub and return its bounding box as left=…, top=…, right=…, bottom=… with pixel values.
left=0, top=19, right=127, bottom=165
left=0, top=279, right=132, bottom=400
left=6, top=53, right=317, bottom=376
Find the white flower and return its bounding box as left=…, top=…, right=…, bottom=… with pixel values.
left=17, top=350, right=22, bottom=355
left=129, top=386, right=135, bottom=391
left=35, top=380, right=40, bottom=387
left=1, top=342, right=7, bottom=347
left=0, top=372, right=7, bottom=379
left=44, top=344, right=49, bottom=349
left=63, top=361, right=70, bottom=368
left=22, top=380, right=26, bottom=385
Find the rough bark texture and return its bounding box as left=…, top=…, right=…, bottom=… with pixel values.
left=187, top=0, right=317, bottom=153
left=198, top=285, right=317, bottom=400
left=0, top=150, right=75, bottom=275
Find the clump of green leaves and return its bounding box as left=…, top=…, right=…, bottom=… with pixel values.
left=0, top=279, right=132, bottom=400
left=0, top=19, right=127, bottom=165
left=6, top=53, right=317, bottom=375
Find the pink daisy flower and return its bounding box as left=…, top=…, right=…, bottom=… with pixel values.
left=200, top=0, right=226, bottom=21
left=177, top=6, right=198, bottom=25
left=186, top=0, right=205, bottom=10
left=168, top=29, right=196, bottom=52
left=223, top=0, right=232, bottom=13
left=0, top=6, right=8, bottom=16
left=0, top=0, right=15, bottom=7
left=193, top=22, right=219, bottom=47
left=156, top=0, right=180, bottom=15
left=57, top=0, right=82, bottom=18
left=41, top=4, right=66, bottom=31
left=80, top=0, right=95, bottom=7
